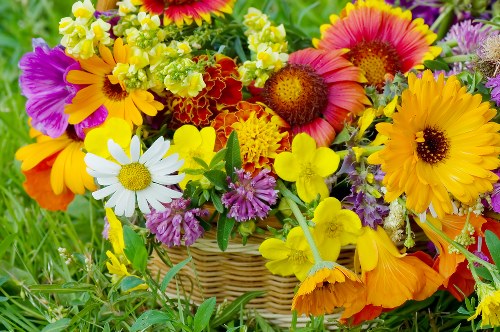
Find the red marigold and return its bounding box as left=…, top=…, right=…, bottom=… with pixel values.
left=171, top=54, right=242, bottom=128
left=211, top=101, right=290, bottom=174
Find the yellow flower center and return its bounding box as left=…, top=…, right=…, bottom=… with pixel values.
left=289, top=249, right=308, bottom=264
left=326, top=219, right=343, bottom=238
left=415, top=126, right=450, bottom=165
left=232, top=112, right=287, bottom=165
left=118, top=162, right=152, bottom=191
left=102, top=78, right=129, bottom=102
left=348, top=40, right=402, bottom=89
left=300, top=162, right=316, bottom=179
left=263, top=64, right=328, bottom=126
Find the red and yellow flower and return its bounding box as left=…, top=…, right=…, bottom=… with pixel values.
left=314, top=0, right=441, bottom=88
left=261, top=48, right=369, bottom=146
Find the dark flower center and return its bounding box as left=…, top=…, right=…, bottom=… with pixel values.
left=66, top=125, right=81, bottom=141
left=262, top=64, right=328, bottom=126
left=348, top=40, right=402, bottom=89
left=416, top=127, right=450, bottom=164
left=102, top=78, right=128, bottom=101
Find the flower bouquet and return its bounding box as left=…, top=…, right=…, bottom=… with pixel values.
left=15, top=0, right=500, bottom=329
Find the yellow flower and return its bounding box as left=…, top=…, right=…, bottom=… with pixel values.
left=84, top=118, right=132, bottom=159
left=292, top=263, right=364, bottom=316
left=274, top=133, right=339, bottom=203
left=259, top=226, right=316, bottom=281
left=106, top=208, right=125, bottom=257
left=313, top=197, right=362, bottom=262
left=106, top=250, right=129, bottom=277
left=368, top=70, right=500, bottom=218
left=469, top=283, right=500, bottom=327
left=168, top=125, right=216, bottom=189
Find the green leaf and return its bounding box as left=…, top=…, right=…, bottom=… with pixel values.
left=217, top=215, right=235, bottom=252
left=130, top=310, right=173, bottom=332
left=476, top=267, right=493, bottom=281
left=120, top=276, right=145, bottom=292
left=332, top=127, right=350, bottom=145
left=204, top=170, right=228, bottom=190
left=452, top=324, right=462, bottom=332
left=210, top=291, right=265, bottom=327
left=209, top=148, right=226, bottom=169
left=160, top=256, right=192, bottom=292
left=233, top=36, right=247, bottom=62
left=424, top=59, right=450, bottom=71
left=29, top=283, right=95, bottom=293
left=193, top=297, right=216, bottom=332
left=123, top=226, right=148, bottom=273
left=193, top=157, right=209, bottom=169
left=224, top=131, right=242, bottom=181
left=210, top=190, right=224, bottom=214
left=485, top=230, right=500, bottom=267
left=41, top=318, right=71, bottom=332
left=457, top=306, right=470, bottom=315
left=0, top=276, right=9, bottom=287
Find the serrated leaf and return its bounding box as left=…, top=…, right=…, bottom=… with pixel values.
left=225, top=131, right=242, bottom=182
left=204, top=169, right=228, bottom=190
left=41, top=318, right=71, bottom=332
left=424, top=59, right=450, bottom=71
left=485, top=230, right=500, bottom=267
left=210, top=291, right=265, bottom=327
left=332, top=127, right=350, bottom=145
left=476, top=267, right=493, bottom=281
left=209, top=148, right=226, bottom=169
left=193, top=297, right=216, bottom=332
left=217, top=215, right=235, bottom=252
left=193, top=157, right=209, bottom=169
left=123, top=226, right=148, bottom=273
left=210, top=190, right=224, bottom=213
left=160, top=257, right=192, bottom=292
left=130, top=310, right=173, bottom=332
left=120, top=276, right=145, bottom=292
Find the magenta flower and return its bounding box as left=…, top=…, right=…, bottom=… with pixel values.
left=146, top=198, right=207, bottom=247
left=486, top=76, right=500, bottom=107
left=222, top=169, right=278, bottom=222
left=18, top=39, right=106, bottom=139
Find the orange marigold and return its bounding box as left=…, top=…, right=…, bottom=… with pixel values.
left=211, top=101, right=290, bottom=174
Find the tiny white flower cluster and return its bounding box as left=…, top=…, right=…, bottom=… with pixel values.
left=238, top=8, right=289, bottom=87
left=59, top=0, right=112, bottom=59
left=383, top=200, right=406, bottom=242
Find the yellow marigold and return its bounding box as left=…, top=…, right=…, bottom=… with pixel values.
left=469, top=283, right=500, bottom=327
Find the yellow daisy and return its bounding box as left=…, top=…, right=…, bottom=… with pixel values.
left=368, top=70, right=500, bottom=217
left=65, top=38, right=163, bottom=127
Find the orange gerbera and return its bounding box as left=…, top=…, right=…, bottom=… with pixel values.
left=65, top=39, right=163, bottom=127
left=292, top=263, right=364, bottom=316
left=314, top=0, right=441, bottom=88
left=261, top=48, right=369, bottom=146
left=342, top=226, right=444, bottom=320
left=171, top=54, right=242, bottom=128
left=211, top=101, right=290, bottom=174
left=143, top=0, right=235, bottom=26
left=16, top=125, right=96, bottom=210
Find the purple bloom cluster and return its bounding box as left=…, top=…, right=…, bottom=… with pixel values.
left=222, top=168, right=277, bottom=222
left=339, top=153, right=389, bottom=229
left=18, top=38, right=106, bottom=140
left=486, top=76, right=500, bottom=107
left=145, top=198, right=208, bottom=247
left=385, top=0, right=440, bottom=25
left=488, top=169, right=500, bottom=213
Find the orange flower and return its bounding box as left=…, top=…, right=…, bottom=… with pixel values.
left=292, top=263, right=364, bottom=316
left=171, top=55, right=242, bottom=128
left=211, top=101, right=290, bottom=174
left=343, top=226, right=444, bottom=320
left=417, top=214, right=486, bottom=284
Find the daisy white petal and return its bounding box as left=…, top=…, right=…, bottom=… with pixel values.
left=108, top=139, right=131, bottom=165
left=85, top=154, right=121, bottom=174
left=137, top=191, right=151, bottom=215
left=152, top=174, right=186, bottom=185
left=92, top=183, right=120, bottom=200
left=129, top=135, right=141, bottom=162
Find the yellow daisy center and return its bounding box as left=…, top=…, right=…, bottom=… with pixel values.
left=415, top=126, right=450, bottom=165
left=232, top=112, right=286, bottom=165
left=289, top=249, right=308, bottom=264
left=348, top=40, right=402, bottom=88
left=263, top=64, right=328, bottom=126
left=102, top=78, right=129, bottom=102
left=118, top=162, right=152, bottom=191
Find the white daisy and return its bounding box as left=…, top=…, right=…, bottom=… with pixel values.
left=85, top=135, right=185, bottom=217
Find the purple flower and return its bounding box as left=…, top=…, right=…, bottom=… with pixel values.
left=385, top=0, right=440, bottom=25
left=19, top=39, right=80, bottom=138
left=222, top=169, right=277, bottom=222
left=486, top=76, right=500, bottom=107
left=146, top=198, right=208, bottom=247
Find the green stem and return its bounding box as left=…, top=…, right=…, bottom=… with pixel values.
left=442, top=54, right=476, bottom=63
left=284, top=197, right=323, bottom=264
left=336, top=145, right=384, bottom=160
left=430, top=6, right=454, bottom=40
left=423, top=217, right=497, bottom=272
